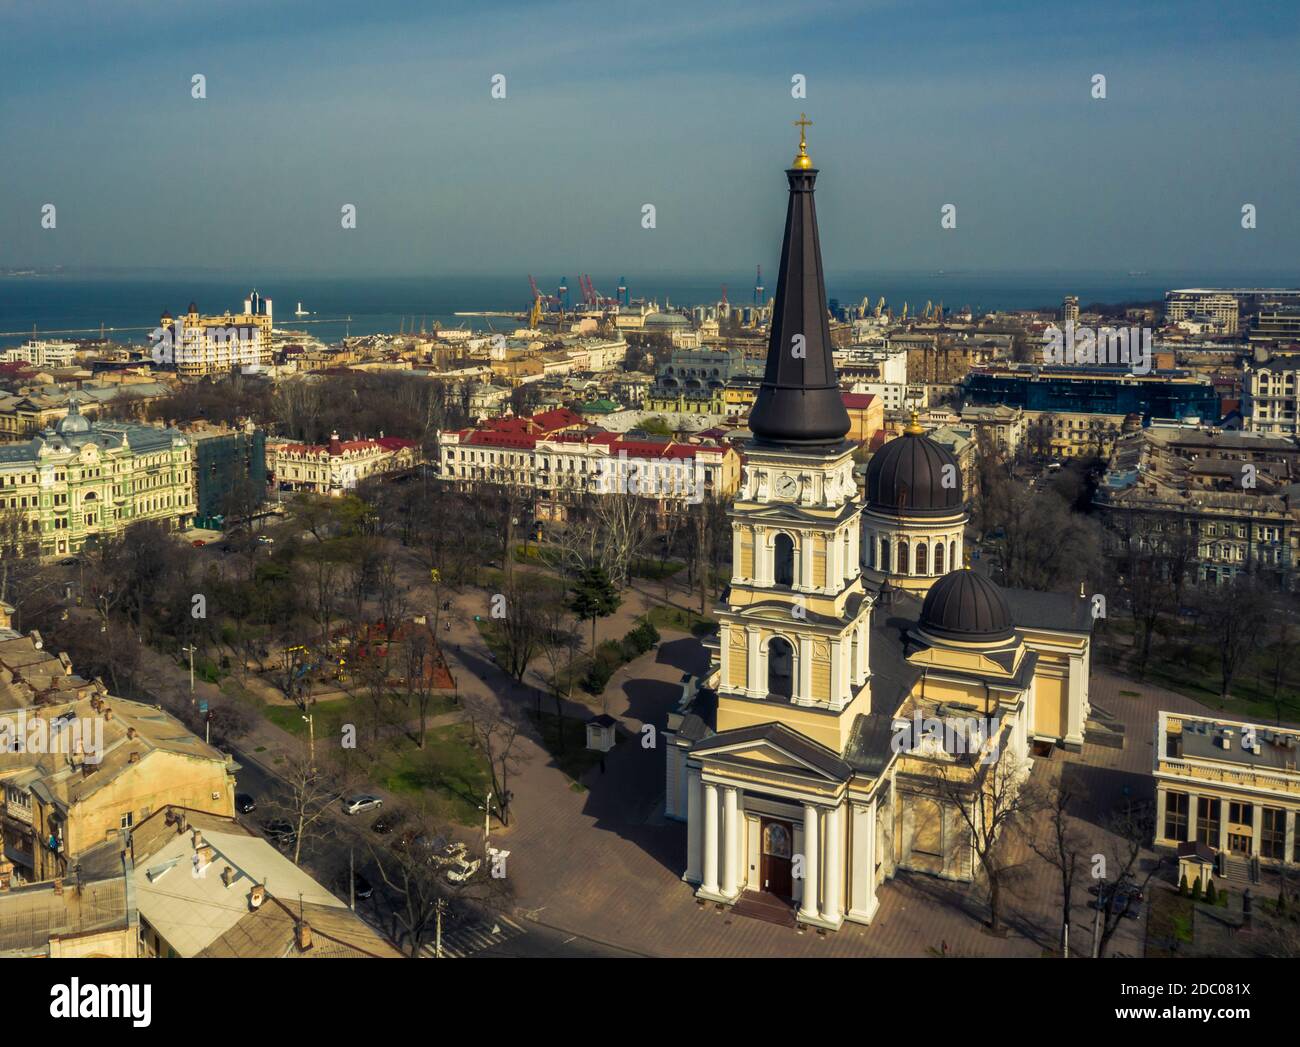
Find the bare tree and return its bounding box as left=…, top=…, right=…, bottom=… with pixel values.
left=931, top=745, right=1039, bottom=934
left=1025, top=775, right=1090, bottom=955
left=463, top=696, right=527, bottom=829
left=1093, top=803, right=1163, bottom=958
left=272, top=745, right=347, bottom=866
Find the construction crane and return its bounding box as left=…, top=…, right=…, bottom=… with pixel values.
left=754, top=266, right=764, bottom=306
left=529, top=295, right=543, bottom=328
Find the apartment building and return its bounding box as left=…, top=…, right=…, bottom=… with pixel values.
left=1155, top=711, right=1300, bottom=867
left=267, top=431, right=418, bottom=496
left=0, top=404, right=193, bottom=558
left=1245, top=354, right=1300, bottom=437
left=0, top=625, right=237, bottom=884
left=1095, top=426, right=1299, bottom=587
left=156, top=293, right=274, bottom=378
left=439, top=410, right=740, bottom=519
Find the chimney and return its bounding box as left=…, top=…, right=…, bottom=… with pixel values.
left=221, top=865, right=236, bottom=887
left=126, top=727, right=136, bottom=740
left=196, top=844, right=215, bottom=866
left=295, top=920, right=313, bottom=951
left=128, top=751, right=140, bottom=763
left=249, top=884, right=266, bottom=910
left=191, top=829, right=204, bottom=850
left=53, top=877, right=63, bottom=895
left=104, top=707, right=113, bottom=721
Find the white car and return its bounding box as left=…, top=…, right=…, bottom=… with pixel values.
left=343, top=795, right=382, bottom=815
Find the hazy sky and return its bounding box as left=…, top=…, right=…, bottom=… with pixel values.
left=1, top=0, right=1297, bottom=276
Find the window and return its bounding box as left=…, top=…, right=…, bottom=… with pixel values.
left=1262, top=808, right=1286, bottom=860
left=1197, top=796, right=1220, bottom=842
left=120, top=812, right=133, bottom=829
left=1164, top=790, right=1188, bottom=842
left=773, top=533, right=795, bottom=587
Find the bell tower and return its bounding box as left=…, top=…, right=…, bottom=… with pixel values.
left=713, top=121, right=873, bottom=756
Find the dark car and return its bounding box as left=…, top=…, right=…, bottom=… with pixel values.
left=352, top=873, right=374, bottom=901
left=1090, top=883, right=1143, bottom=917
left=235, top=793, right=256, bottom=814
left=371, top=813, right=401, bottom=835
left=262, top=819, right=297, bottom=848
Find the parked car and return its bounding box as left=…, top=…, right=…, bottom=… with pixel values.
left=352, top=873, right=374, bottom=900
left=371, top=813, right=401, bottom=835
left=235, top=793, right=256, bottom=814
left=343, top=795, right=382, bottom=816
left=58, top=557, right=82, bottom=567
left=191, top=539, right=206, bottom=547
left=1090, top=883, right=1143, bottom=917
left=257, top=535, right=274, bottom=545
left=262, top=820, right=297, bottom=849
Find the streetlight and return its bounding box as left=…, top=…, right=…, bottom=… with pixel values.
left=478, top=790, right=496, bottom=857
left=181, top=644, right=196, bottom=704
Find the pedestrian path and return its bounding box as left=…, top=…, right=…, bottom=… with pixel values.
left=421, top=914, right=527, bottom=958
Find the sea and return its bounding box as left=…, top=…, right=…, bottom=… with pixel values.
left=0, top=269, right=1295, bottom=349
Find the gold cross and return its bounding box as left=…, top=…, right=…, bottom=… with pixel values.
left=792, top=113, right=813, bottom=168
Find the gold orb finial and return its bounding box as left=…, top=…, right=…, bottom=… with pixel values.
left=792, top=113, right=813, bottom=169
left=904, top=405, right=924, bottom=435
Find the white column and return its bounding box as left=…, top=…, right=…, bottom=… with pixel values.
left=800, top=531, right=814, bottom=591
left=1187, top=792, right=1199, bottom=843
left=1218, top=798, right=1229, bottom=852
left=1286, top=811, right=1296, bottom=865
left=849, top=525, right=860, bottom=577
left=1155, top=788, right=1168, bottom=844
left=684, top=768, right=703, bottom=882
left=731, top=525, right=743, bottom=581
left=822, top=805, right=843, bottom=923
left=702, top=783, right=719, bottom=894
left=747, top=628, right=761, bottom=698
left=722, top=787, right=740, bottom=898
left=1251, top=803, right=1263, bottom=858
left=1065, top=654, right=1085, bottom=745
left=799, top=804, right=820, bottom=923
left=798, top=635, right=814, bottom=704
left=829, top=639, right=844, bottom=707
left=828, top=528, right=841, bottom=588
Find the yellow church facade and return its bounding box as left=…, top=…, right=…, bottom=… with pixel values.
left=663, top=128, right=1093, bottom=932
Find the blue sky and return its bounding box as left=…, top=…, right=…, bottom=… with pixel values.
left=1, top=0, right=1297, bottom=276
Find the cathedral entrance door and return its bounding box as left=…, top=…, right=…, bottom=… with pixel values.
left=760, top=819, right=794, bottom=899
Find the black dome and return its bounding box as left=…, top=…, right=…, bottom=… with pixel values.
left=919, top=569, right=1015, bottom=643
left=866, top=429, right=963, bottom=516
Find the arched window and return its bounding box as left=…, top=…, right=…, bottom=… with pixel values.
left=916, top=543, right=928, bottom=575
left=879, top=536, right=890, bottom=572
left=768, top=637, right=794, bottom=699
left=774, top=533, right=795, bottom=587
left=865, top=531, right=875, bottom=569
left=949, top=540, right=956, bottom=569
left=934, top=540, right=945, bottom=574
left=897, top=540, right=910, bottom=575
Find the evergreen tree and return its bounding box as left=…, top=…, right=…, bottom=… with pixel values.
left=569, top=565, right=622, bottom=652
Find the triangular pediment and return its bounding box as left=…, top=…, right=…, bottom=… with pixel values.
left=692, top=721, right=851, bottom=782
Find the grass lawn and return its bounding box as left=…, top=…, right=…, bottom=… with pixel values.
left=1098, top=617, right=1300, bottom=724
left=1146, top=888, right=1195, bottom=957
left=368, top=722, right=491, bottom=825
left=631, top=558, right=684, bottom=582
left=261, top=691, right=460, bottom=741
left=645, top=603, right=716, bottom=637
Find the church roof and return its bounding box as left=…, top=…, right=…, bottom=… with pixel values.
left=865, top=427, right=964, bottom=517
left=919, top=569, right=1016, bottom=644
left=746, top=126, right=850, bottom=448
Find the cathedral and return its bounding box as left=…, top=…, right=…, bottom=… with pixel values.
left=663, top=126, right=1094, bottom=931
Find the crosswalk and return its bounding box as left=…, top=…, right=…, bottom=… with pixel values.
left=422, top=914, right=527, bottom=958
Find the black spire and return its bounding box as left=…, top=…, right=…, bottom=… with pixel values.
left=747, top=119, right=849, bottom=448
